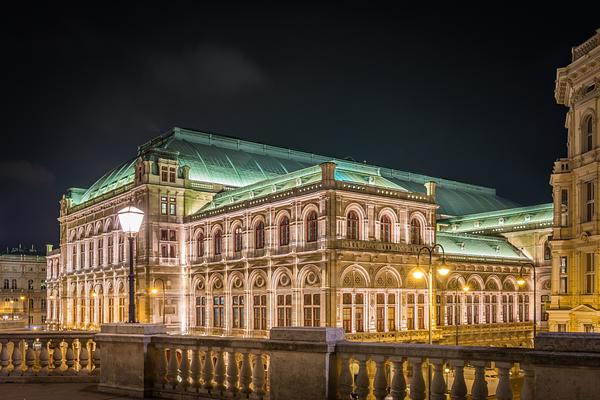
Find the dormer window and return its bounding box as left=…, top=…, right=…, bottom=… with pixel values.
left=161, top=166, right=176, bottom=183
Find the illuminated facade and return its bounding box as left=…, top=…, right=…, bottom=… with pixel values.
left=46, top=128, right=549, bottom=346
left=0, top=245, right=48, bottom=327
left=549, top=28, right=600, bottom=332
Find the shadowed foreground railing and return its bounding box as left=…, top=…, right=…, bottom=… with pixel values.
left=0, top=332, right=99, bottom=381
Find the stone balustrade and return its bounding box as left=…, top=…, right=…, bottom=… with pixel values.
left=0, top=331, right=99, bottom=381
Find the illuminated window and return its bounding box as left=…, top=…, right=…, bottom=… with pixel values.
left=233, top=227, right=243, bottom=252
left=585, top=253, right=595, bottom=294
left=279, top=216, right=290, bottom=246
left=160, top=196, right=176, bottom=216
left=560, top=256, right=568, bottom=294
left=380, top=215, right=391, bottom=242
left=347, top=211, right=360, bottom=240
left=584, top=182, right=595, bottom=222
left=306, top=211, right=318, bottom=242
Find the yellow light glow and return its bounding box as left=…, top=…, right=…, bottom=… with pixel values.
left=412, top=270, right=424, bottom=279
left=150, top=288, right=158, bottom=295
left=437, top=266, right=449, bottom=276
left=463, top=286, right=470, bottom=292
left=10, top=300, right=14, bottom=304
left=517, top=277, right=526, bottom=286
left=19, top=296, right=25, bottom=301
left=92, top=293, right=97, bottom=298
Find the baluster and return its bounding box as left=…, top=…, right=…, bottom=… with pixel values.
left=153, top=345, right=166, bottom=388
left=11, top=340, right=23, bottom=376
left=91, top=342, right=101, bottom=376
left=178, top=347, right=191, bottom=391
left=202, top=348, right=214, bottom=392
left=373, top=357, right=388, bottom=400
left=65, top=339, right=76, bottom=375
left=190, top=347, right=202, bottom=392
left=429, top=358, right=446, bottom=400
left=239, top=350, right=253, bottom=396
left=520, top=364, right=535, bottom=400
left=338, top=354, right=354, bottom=399
left=450, top=360, right=467, bottom=400
left=24, top=339, right=36, bottom=376
left=167, top=347, right=179, bottom=389
left=250, top=352, right=266, bottom=400
left=409, top=357, right=425, bottom=400
left=471, top=361, right=488, bottom=400
left=495, top=362, right=514, bottom=400
left=0, top=340, right=9, bottom=376
left=389, top=358, right=407, bottom=400
left=38, top=340, right=50, bottom=376
left=213, top=349, right=226, bottom=394
left=79, top=340, right=90, bottom=376
left=226, top=349, right=239, bottom=396
left=354, top=357, right=370, bottom=400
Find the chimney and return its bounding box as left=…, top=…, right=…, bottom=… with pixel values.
left=425, top=181, right=437, bottom=200
left=45, top=244, right=53, bottom=255
left=320, top=162, right=337, bottom=186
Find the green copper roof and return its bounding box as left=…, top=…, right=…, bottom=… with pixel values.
left=200, top=161, right=408, bottom=212
left=436, top=232, right=528, bottom=260
left=438, top=203, right=553, bottom=234
left=70, top=127, right=520, bottom=215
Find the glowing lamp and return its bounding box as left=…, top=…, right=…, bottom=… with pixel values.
left=20, top=296, right=25, bottom=301
left=412, top=270, right=424, bottom=279
left=117, top=205, right=144, bottom=235
left=517, top=276, right=526, bottom=286
left=150, top=288, right=158, bottom=295
left=462, top=286, right=470, bottom=292
left=437, top=266, right=450, bottom=276
left=92, top=293, right=97, bottom=298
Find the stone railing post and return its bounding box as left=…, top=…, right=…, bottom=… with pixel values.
left=95, top=323, right=166, bottom=398
left=268, top=327, right=344, bottom=400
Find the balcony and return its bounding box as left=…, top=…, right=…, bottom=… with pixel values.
left=1, top=327, right=600, bottom=399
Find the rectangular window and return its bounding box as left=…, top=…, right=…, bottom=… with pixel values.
left=118, top=235, right=124, bottom=262
left=557, top=323, right=567, bottom=332
left=160, top=229, right=177, bottom=259
left=585, top=253, right=595, bottom=294
left=169, top=197, right=176, bottom=215
left=71, top=246, right=77, bottom=269
left=584, top=324, right=594, bottom=333
left=169, top=167, right=176, bottom=183
left=376, top=293, right=385, bottom=332
left=541, top=295, right=549, bottom=321
left=108, top=236, right=114, bottom=264
left=196, top=296, right=206, bottom=327
left=355, top=293, right=364, bottom=332
left=585, top=181, right=595, bottom=222
left=118, top=298, right=125, bottom=322
left=387, top=293, right=396, bottom=331
left=88, top=242, right=94, bottom=268
left=232, top=295, right=244, bottom=329
left=161, top=196, right=168, bottom=215
left=161, top=166, right=168, bottom=182
left=342, top=293, right=352, bottom=333
left=80, top=243, right=85, bottom=268
left=253, top=295, right=267, bottom=330
left=303, top=293, right=320, bottom=327
left=560, top=256, right=568, bottom=294
left=561, top=189, right=569, bottom=226
left=276, top=294, right=292, bottom=327
left=97, top=238, right=104, bottom=266
left=213, top=295, right=224, bottom=328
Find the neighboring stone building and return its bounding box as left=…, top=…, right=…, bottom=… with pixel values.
left=48, top=127, right=546, bottom=346
left=0, top=245, right=48, bottom=327
left=549, top=28, right=600, bottom=332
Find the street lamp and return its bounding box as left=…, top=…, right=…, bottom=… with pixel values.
left=150, top=278, right=166, bottom=325
left=412, top=244, right=449, bottom=344
left=118, top=204, right=144, bottom=324
left=455, top=285, right=469, bottom=345
left=517, top=262, right=537, bottom=338
left=19, top=294, right=31, bottom=329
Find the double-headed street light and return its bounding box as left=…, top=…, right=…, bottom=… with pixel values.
left=117, top=204, right=144, bottom=324
left=150, top=278, right=166, bottom=325
left=517, top=262, right=537, bottom=338
left=412, top=244, right=449, bottom=345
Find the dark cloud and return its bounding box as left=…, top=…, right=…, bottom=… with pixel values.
left=0, top=161, right=55, bottom=187
left=151, top=44, right=267, bottom=96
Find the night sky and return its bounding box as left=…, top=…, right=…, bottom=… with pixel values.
left=1, top=3, right=599, bottom=251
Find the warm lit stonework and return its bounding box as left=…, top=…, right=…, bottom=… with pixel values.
left=46, top=127, right=551, bottom=346
left=550, top=28, right=600, bottom=332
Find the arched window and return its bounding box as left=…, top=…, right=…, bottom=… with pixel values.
left=410, top=219, right=422, bottom=245
left=233, top=227, right=243, bottom=252
left=255, top=222, right=265, bottom=249
left=347, top=211, right=360, bottom=240
left=12, top=279, right=17, bottom=289
left=197, top=232, right=204, bottom=257
left=306, top=211, right=318, bottom=242
left=380, top=215, right=391, bottom=242
left=214, top=230, right=222, bottom=255
left=3, top=279, right=8, bottom=289
left=584, top=115, right=594, bottom=153
left=279, top=216, right=290, bottom=246
left=543, top=240, right=551, bottom=261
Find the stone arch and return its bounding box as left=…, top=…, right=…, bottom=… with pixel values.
left=484, top=275, right=502, bottom=291
left=208, top=273, right=225, bottom=292
left=94, top=221, right=103, bottom=235
left=77, top=227, right=84, bottom=240
left=274, top=209, right=292, bottom=226
left=446, top=274, right=467, bottom=290
left=192, top=226, right=205, bottom=240
left=300, top=203, right=320, bottom=221
left=104, top=218, right=113, bottom=233
left=503, top=276, right=517, bottom=291
left=191, top=275, right=206, bottom=292
left=298, top=264, right=321, bottom=288
left=250, top=214, right=267, bottom=229
left=373, top=266, right=401, bottom=288
left=210, top=223, right=224, bottom=236
left=249, top=270, right=268, bottom=291
left=466, top=274, right=484, bottom=291
left=340, top=264, right=370, bottom=288
left=69, top=229, right=77, bottom=242
left=272, top=267, right=294, bottom=290
left=85, top=224, right=94, bottom=237
left=228, top=271, right=246, bottom=291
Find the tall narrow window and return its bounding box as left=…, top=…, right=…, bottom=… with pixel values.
left=108, top=236, right=114, bottom=264
left=585, top=252, right=595, bottom=294
left=80, top=243, right=85, bottom=268
left=161, top=166, right=168, bottom=182
left=376, top=293, right=385, bottom=332
left=160, top=229, right=177, bottom=259
left=71, top=246, right=77, bottom=269
left=253, top=295, right=267, bottom=330
left=197, top=232, right=205, bottom=258
left=560, top=256, right=568, bottom=294
left=347, top=211, right=360, bottom=240
left=306, top=211, right=318, bottom=242
left=585, top=181, right=595, bottom=222
left=387, top=293, right=396, bottom=331
left=355, top=293, right=364, bottom=332
left=233, top=227, right=243, bottom=252
left=161, top=196, right=168, bottom=215
left=446, top=295, right=454, bottom=326
left=88, top=242, right=94, bottom=268
left=118, top=298, right=125, bottom=322
left=118, top=235, right=124, bottom=262
left=279, top=216, right=290, bottom=246
left=584, top=116, right=594, bottom=153
left=276, top=294, right=292, bottom=327
left=195, top=296, right=206, bottom=327
left=169, top=167, right=176, bottom=183
left=232, top=295, right=244, bottom=329
left=407, top=294, right=415, bottom=330
left=410, top=219, right=422, bottom=245
left=169, top=197, right=176, bottom=216
left=561, top=189, right=569, bottom=226
left=543, top=240, right=551, bottom=261
left=303, top=293, right=320, bottom=327
left=342, top=293, right=352, bottom=333
left=255, top=222, right=265, bottom=249
left=213, top=295, right=224, bottom=328
left=97, top=238, right=104, bottom=266
left=380, top=215, right=391, bottom=242
left=214, top=230, right=222, bottom=255
left=492, top=295, right=498, bottom=323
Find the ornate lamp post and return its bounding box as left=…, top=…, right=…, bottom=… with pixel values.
left=150, top=278, right=166, bottom=325
left=412, top=244, right=450, bottom=345
left=117, top=204, right=144, bottom=324
left=517, top=262, right=537, bottom=338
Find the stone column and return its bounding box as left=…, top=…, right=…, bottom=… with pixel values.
left=268, top=327, right=344, bottom=400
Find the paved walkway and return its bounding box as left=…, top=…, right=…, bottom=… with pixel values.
left=1, top=383, right=134, bottom=400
